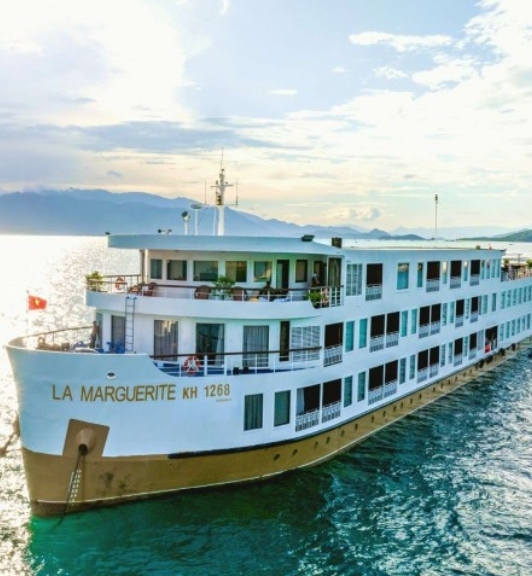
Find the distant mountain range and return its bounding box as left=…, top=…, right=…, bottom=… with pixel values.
left=0, top=188, right=530, bottom=242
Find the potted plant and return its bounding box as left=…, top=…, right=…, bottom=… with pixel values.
left=85, top=271, right=105, bottom=292
left=212, top=275, right=235, bottom=300
left=306, top=290, right=323, bottom=308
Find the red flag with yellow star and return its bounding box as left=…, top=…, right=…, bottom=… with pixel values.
left=27, top=295, right=47, bottom=311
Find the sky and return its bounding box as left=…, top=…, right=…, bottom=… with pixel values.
left=0, top=0, right=531, bottom=233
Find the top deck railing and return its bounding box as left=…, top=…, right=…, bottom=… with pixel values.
left=86, top=275, right=344, bottom=307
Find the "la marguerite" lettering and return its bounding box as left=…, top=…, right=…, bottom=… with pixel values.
left=52, top=384, right=177, bottom=402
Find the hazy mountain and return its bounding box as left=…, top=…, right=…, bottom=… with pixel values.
left=0, top=188, right=394, bottom=238
left=2, top=187, right=522, bottom=240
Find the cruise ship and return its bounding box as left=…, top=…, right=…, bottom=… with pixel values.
left=6, top=170, right=532, bottom=516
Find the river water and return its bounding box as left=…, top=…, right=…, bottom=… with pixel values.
left=1, top=236, right=532, bottom=576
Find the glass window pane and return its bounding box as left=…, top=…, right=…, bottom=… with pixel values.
left=274, top=391, right=290, bottom=426
left=194, top=261, right=218, bottom=281
left=244, top=394, right=263, bottom=430
left=167, top=260, right=187, bottom=281
left=226, top=261, right=247, bottom=283
left=253, top=261, right=272, bottom=282
left=296, top=260, right=308, bottom=282
left=150, top=259, right=163, bottom=280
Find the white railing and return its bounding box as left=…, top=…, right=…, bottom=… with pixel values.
left=370, top=335, right=384, bottom=352
left=366, top=285, right=382, bottom=301
left=471, top=311, right=479, bottom=322
left=383, top=380, right=397, bottom=398
left=324, top=344, right=343, bottom=366
left=296, top=409, right=320, bottom=431
left=429, top=363, right=439, bottom=378
left=470, top=274, right=480, bottom=286
left=469, top=349, right=477, bottom=360
left=322, top=401, right=341, bottom=423
left=368, top=386, right=383, bottom=405
left=386, top=332, right=399, bottom=348
left=426, top=278, right=440, bottom=292
left=450, top=276, right=461, bottom=289
left=430, top=321, right=441, bottom=335
left=417, top=368, right=428, bottom=383
left=454, top=353, right=463, bottom=366
left=419, top=324, right=430, bottom=338
left=455, top=316, right=464, bottom=327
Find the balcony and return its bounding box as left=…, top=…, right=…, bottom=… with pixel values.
left=386, top=332, right=399, bottom=348
left=323, top=344, right=343, bottom=367
left=370, top=335, right=385, bottom=352
left=322, top=401, right=341, bottom=423
left=450, top=276, right=461, bottom=289
left=296, top=409, right=320, bottom=432
left=365, top=284, right=382, bottom=301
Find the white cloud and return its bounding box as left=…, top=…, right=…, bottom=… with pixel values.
left=270, top=89, right=298, bottom=96
left=349, top=31, right=453, bottom=52
left=332, top=66, right=348, bottom=73
left=374, top=66, right=408, bottom=80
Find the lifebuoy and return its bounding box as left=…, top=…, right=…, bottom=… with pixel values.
left=115, top=277, right=126, bottom=291
left=183, top=355, right=202, bottom=374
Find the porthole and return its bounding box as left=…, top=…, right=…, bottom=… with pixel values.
left=326, top=436, right=330, bottom=444
left=107, top=372, right=116, bottom=380
left=273, top=453, right=280, bottom=461
left=292, top=449, right=298, bottom=456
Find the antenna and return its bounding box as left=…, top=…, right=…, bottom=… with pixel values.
left=434, top=194, right=438, bottom=240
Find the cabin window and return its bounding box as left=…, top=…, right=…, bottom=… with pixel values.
left=150, top=259, right=163, bottom=280
left=359, top=318, right=368, bottom=348
left=193, top=261, right=218, bottom=282
left=442, top=303, right=447, bottom=326
left=196, top=323, right=224, bottom=366
left=253, top=261, right=272, bottom=282
left=357, top=372, right=366, bottom=402
left=442, top=261, right=448, bottom=283
left=400, top=311, right=408, bottom=337
left=397, top=263, right=409, bottom=290
left=154, top=320, right=178, bottom=359
left=296, top=260, right=308, bottom=282
left=345, top=321, right=354, bottom=352
left=417, top=263, right=424, bottom=288
left=167, top=260, right=187, bottom=281
left=226, top=261, right=247, bottom=283
left=291, top=326, right=320, bottom=361
left=110, top=315, right=125, bottom=353
left=279, top=321, right=290, bottom=362
left=243, top=326, right=269, bottom=368
left=440, top=345, right=446, bottom=366
left=492, top=293, right=497, bottom=312
left=463, top=261, right=469, bottom=281
left=399, top=358, right=406, bottom=384
left=344, top=376, right=353, bottom=407
left=409, top=355, right=416, bottom=379
left=346, top=263, right=363, bottom=296
left=411, top=309, right=417, bottom=334
left=274, top=391, right=291, bottom=426
left=244, top=394, right=263, bottom=430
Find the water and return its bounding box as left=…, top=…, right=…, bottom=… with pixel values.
left=1, top=236, right=532, bottom=576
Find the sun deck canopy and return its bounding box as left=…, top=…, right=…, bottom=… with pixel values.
left=108, top=234, right=344, bottom=256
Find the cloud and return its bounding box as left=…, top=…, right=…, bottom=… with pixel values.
left=107, top=170, right=122, bottom=178
left=374, top=66, right=408, bottom=80
left=332, top=66, right=348, bottom=73
left=270, top=89, right=298, bottom=96
left=349, top=31, right=453, bottom=52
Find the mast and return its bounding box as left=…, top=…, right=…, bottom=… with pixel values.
left=211, top=167, right=233, bottom=236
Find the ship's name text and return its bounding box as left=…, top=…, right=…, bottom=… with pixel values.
left=52, top=384, right=177, bottom=402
